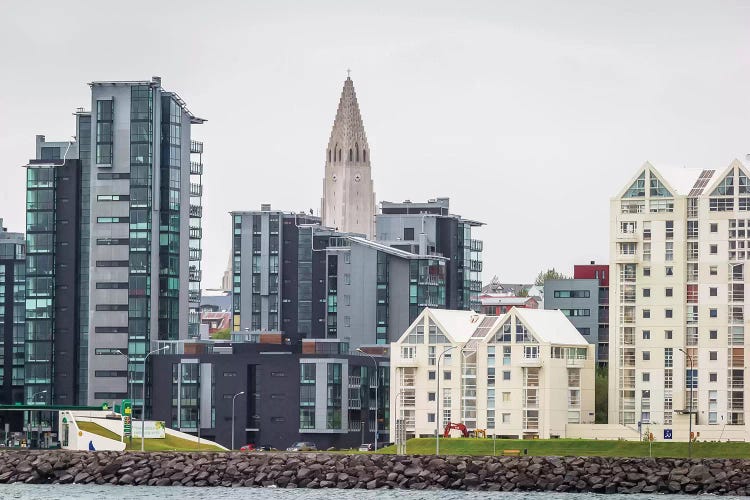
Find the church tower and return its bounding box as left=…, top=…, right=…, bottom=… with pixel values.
left=321, top=75, right=376, bottom=238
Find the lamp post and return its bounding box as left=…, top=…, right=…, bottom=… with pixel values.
left=231, top=391, right=245, bottom=450
left=436, top=345, right=457, bottom=455
left=114, top=350, right=134, bottom=402
left=141, top=345, right=170, bottom=451
left=678, top=348, right=694, bottom=458
left=356, top=348, right=379, bottom=451
left=31, top=390, right=47, bottom=448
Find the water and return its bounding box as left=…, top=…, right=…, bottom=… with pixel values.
left=0, top=485, right=744, bottom=500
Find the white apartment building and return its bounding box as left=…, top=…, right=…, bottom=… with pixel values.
left=609, top=160, right=750, bottom=434
left=390, top=307, right=595, bottom=440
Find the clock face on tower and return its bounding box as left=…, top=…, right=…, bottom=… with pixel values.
left=354, top=174, right=361, bottom=182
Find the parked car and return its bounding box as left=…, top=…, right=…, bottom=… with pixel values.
left=258, top=444, right=273, bottom=451
left=358, top=443, right=374, bottom=452
left=239, top=443, right=255, bottom=451
left=286, top=441, right=317, bottom=452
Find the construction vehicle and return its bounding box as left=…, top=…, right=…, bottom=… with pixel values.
left=443, top=422, right=469, bottom=438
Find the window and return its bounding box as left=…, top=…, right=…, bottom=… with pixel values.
left=95, top=304, right=128, bottom=311
left=95, top=348, right=127, bottom=355
left=643, top=267, right=650, bottom=277
left=709, top=372, right=717, bottom=382
left=223, top=372, right=237, bottom=377
left=96, top=100, right=113, bottom=164
left=642, top=330, right=650, bottom=340
left=97, top=194, right=130, bottom=201
left=443, top=371, right=451, bottom=380
left=709, top=351, right=717, bottom=361
left=487, top=367, right=495, bottom=386
left=428, top=392, right=435, bottom=402
left=665, top=221, right=674, bottom=239
left=502, top=392, right=511, bottom=402
left=97, top=172, right=129, bottom=180
left=665, top=288, right=673, bottom=297
left=710, top=223, right=718, bottom=233
left=710, top=266, right=718, bottom=276
left=96, top=282, right=129, bottom=289
left=710, top=244, right=718, bottom=255
left=643, top=288, right=650, bottom=298
left=665, top=330, right=672, bottom=340
left=403, top=228, right=415, bottom=240
left=502, top=371, right=511, bottom=381
left=97, top=217, right=129, bottom=223
left=664, top=348, right=673, bottom=368
left=427, top=413, right=435, bottom=423
left=665, top=266, right=673, bottom=277
left=686, top=369, right=697, bottom=389
left=642, top=351, right=650, bottom=361
left=665, top=309, right=673, bottom=319
left=710, top=308, right=718, bottom=318
left=428, top=371, right=436, bottom=380
left=643, top=309, right=650, bottom=319
left=96, top=260, right=129, bottom=267
left=710, top=330, right=717, bottom=340
left=642, top=372, right=650, bottom=382
left=665, top=242, right=673, bottom=261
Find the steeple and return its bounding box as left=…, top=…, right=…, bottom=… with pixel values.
left=321, top=75, right=377, bottom=238
left=326, top=76, right=370, bottom=168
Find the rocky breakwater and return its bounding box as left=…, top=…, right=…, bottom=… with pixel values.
left=0, top=451, right=747, bottom=494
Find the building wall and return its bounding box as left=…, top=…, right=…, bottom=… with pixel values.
left=0, top=226, right=25, bottom=415
left=544, top=279, right=600, bottom=362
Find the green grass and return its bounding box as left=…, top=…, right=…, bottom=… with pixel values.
left=75, top=420, right=223, bottom=452
left=377, top=438, right=750, bottom=459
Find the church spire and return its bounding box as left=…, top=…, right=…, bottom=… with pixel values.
left=326, top=76, right=370, bottom=167
left=321, top=75, right=377, bottom=239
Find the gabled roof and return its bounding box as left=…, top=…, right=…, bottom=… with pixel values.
left=480, top=296, right=537, bottom=306
left=428, top=308, right=485, bottom=343
left=513, top=308, right=589, bottom=346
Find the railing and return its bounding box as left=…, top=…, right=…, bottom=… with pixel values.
left=190, top=141, right=203, bottom=154
left=470, top=239, right=483, bottom=252
left=188, top=290, right=201, bottom=303
left=190, top=162, right=203, bottom=175
left=189, top=268, right=202, bottom=282
left=190, top=227, right=202, bottom=239
left=189, top=248, right=202, bottom=261
left=190, top=183, right=202, bottom=196
left=189, top=205, right=202, bottom=218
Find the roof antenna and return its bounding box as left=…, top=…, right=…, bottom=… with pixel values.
left=347, top=68, right=351, bottom=79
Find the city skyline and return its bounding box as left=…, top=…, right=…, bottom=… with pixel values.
left=1, top=1, right=749, bottom=287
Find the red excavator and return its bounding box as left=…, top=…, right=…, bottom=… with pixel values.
left=443, top=422, right=469, bottom=438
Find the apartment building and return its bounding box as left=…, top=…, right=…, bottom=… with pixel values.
left=609, top=160, right=749, bottom=430
left=150, top=336, right=389, bottom=450
left=376, top=198, right=484, bottom=311
left=0, top=221, right=25, bottom=410
left=390, top=307, right=595, bottom=440
left=22, top=77, right=204, bottom=414
left=231, top=206, right=450, bottom=346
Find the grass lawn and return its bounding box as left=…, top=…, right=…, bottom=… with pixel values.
left=75, top=420, right=223, bottom=452
left=377, top=438, right=750, bottom=459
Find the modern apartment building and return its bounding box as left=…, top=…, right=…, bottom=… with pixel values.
left=609, top=160, right=749, bottom=429
left=376, top=198, right=484, bottom=311
left=390, top=307, right=595, bottom=440
left=231, top=206, right=450, bottom=346
left=150, top=335, right=389, bottom=450
left=0, top=221, right=25, bottom=408
left=22, top=77, right=204, bottom=415
left=574, top=262, right=610, bottom=366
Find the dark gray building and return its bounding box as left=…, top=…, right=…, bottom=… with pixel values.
left=0, top=220, right=25, bottom=410
left=544, top=278, right=603, bottom=365
left=231, top=206, right=450, bottom=347
left=150, top=336, right=389, bottom=450
left=22, top=77, right=205, bottom=416
left=376, top=197, right=484, bottom=311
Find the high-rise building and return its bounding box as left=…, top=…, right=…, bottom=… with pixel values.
left=376, top=197, right=484, bottom=311
left=22, top=77, right=204, bottom=414
left=0, top=220, right=25, bottom=409
left=320, top=76, right=376, bottom=239
left=609, top=160, right=747, bottom=430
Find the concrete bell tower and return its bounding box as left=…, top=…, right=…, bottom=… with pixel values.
left=320, top=75, right=376, bottom=238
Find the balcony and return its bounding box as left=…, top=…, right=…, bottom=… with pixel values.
left=189, top=268, right=202, bottom=282
left=470, top=260, right=483, bottom=272
left=520, top=355, right=542, bottom=367
left=189, top=204, right=202, bottom=218
left=190, top=162, right=203, bottom=175
left=616, top=231, right=639, bottom=241
left=566, top=357, right=585, bottom=368
left=470, top=239, right=483, bottom=252
left=188, top=290, right=201, bottom=303
left=615, top=253, right=639, bottom=263
left=190, top=141, right=203, bottom=154
left=190, top=183, right=202, bottom=196
left=189, top=248, right=202, bottom=261
left=189, top=227, right=202, bottom=239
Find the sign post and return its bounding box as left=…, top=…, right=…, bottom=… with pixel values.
left=122, top=400, right=132, bottom=445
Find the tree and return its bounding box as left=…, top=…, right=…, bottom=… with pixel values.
left=212, top=328, right=231, bottom=340
left=534, top=268, right=568, bottom=286
left=595, top=366, right=608, bottom=424
left=516, top=288, right=529, bottom=297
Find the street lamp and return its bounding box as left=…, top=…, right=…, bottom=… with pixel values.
left=231, top=391, right=245, bottom=450
left=114, top=350, right=134, bottom=402
left=436, top=345, right=458, bottom=455
left=678, top=348, right=694, bottom=458
left=31, top=390, right=47, bottom=448
left=356, top=348, right=379, bottom=451
left=141, top=345, right=170, bottom=451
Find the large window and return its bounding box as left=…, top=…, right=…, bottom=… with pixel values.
left=96, top=100, right=113, bottom=164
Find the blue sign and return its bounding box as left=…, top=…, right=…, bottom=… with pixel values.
left=664, top=429, right=673, bottom=440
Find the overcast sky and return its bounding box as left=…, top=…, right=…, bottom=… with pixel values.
left=1, top=1, right=748, bottom=287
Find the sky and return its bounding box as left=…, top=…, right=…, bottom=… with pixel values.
left=1, top=1, right=748, bottom=287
